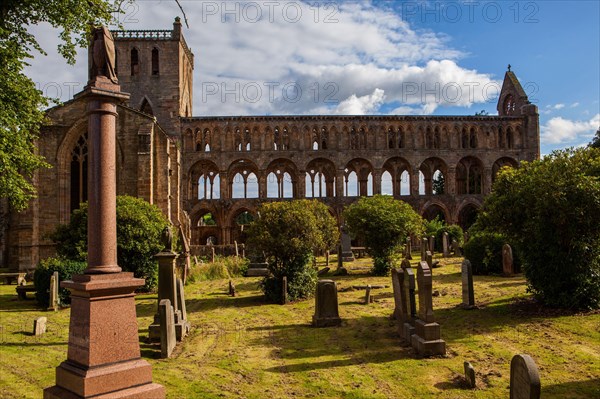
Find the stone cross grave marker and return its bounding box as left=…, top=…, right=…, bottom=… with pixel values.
left=442, top=232, right=450, bottom=258
left=503, top=244, right=514, bottom=276
left=462, top=259, right=475, bottom=308
left=510, top=354, right=541, bottom=399
left=159, top=299, right=176, bottom=358
left=33, top=317, right=47, bottom=336
left=313, top=280, right=341, bottom=327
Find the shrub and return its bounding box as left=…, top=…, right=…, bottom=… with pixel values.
left=34, top=257, right=86, bottom=308
left=344, top=195, right=424, bottom=276
left=187, top=256, right=249, bottom=283
left=463, top=232, right=518, bottom=275
left=424, top=217, right=463, bottom=252
left=477, top=147, right=600, bottom=309
left=50, top=195, right=169, bottom=291
left=247, top=200, right=337, bottom=302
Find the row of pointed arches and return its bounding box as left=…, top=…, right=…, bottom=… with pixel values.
left=188, top=156, right=519, bottom=201
left=184, top=122, right=523, bottom=153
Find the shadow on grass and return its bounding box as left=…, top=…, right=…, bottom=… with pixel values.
left=543, top=378, right=600, bottom=398
left=0, top=294, right=46, bottom=312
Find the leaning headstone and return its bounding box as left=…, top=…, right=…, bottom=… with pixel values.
left=176, top=278, right=189, bottom=329
left=404, top=237, right=412, bottom=260
left=159, top=299, right=176, bottom=358
left=429, top=236, right=435, bottom=254
left=33, top=317, right=47, bottom=336
left=364, top=285, right=373, bottom=304
left=452, top=239, right=462, bottom=256
left=442, top=232, right=450, bottom=258
left=464, top=361, right=476, bottom=388
left=421, top=238, right=428, bottom=260
left=510, top=354, right=541, bottom=399
left=281, top=276, right=288, bottom=305
left=391, top=268, right=405, bottom=321
left=462, top=259, right=475, bottom=308
left=228, top=280, right=236, bottom=297
left=48, top=272, right=59, bottom=311
left=401, top=266, right=417, bottom=345
left=503, top=244, right=515, bottom=276
left=411, top=261, right=446, bottom=357
left=312, top=280, right=341, bottom=327
left=426, top=251, right=433, bottom=270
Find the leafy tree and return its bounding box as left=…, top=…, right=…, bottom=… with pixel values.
left=424, top=217, right=463, bottom=252
left=590, top=129, right=600, bottom=149
left=475, top=110, right=489, bottom=116
left=476, top=147, right=600, bottom=309
left=344, top=195, right=424, bottom=276
left=247, top=200, right=338, bottom=302
left=50, top=195, right=170, bottom=290
left=0, top=0, right=122, bottom=211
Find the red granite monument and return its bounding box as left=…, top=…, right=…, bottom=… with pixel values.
left=43, top=26, right=165, bottom=399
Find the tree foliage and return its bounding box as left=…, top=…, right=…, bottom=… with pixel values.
left=476, top=148, right=600, bottom=309
left=590, top=129, right=600, bottom=149
left=247, top=200, right=338, bottom=302
left=50, top=195, right=170, bottom=290
left=0, top=1, right=121, bottom=211
left=344, top=195, right=424, bottom=276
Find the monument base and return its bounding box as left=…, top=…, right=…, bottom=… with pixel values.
left=44, top=273, right=165, bottom=399
left=402, top=322, right=415, bottom=346
left=411, top=319, right=446, bottom=357
left=312, top=315, right=342, bottom=327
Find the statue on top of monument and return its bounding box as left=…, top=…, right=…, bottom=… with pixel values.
left=89, top=26, right=118, bottom=84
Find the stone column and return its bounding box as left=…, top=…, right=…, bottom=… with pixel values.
left=483, top=167, right=493, bottom=194
left=44, top=27, right=164, bottom=399
left=372, top=168, right=382, bottom=195
left=335, top=169, right=344, bottom=198
left=446, top=167, right=456, bottom=195
left=410, top=167, right=420, bottom=197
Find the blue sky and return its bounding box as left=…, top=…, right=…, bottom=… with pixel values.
left=25, top=1, right=599, bottom=155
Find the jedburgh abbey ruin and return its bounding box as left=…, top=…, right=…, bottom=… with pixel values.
left=1, top=18, right=539, bottom=271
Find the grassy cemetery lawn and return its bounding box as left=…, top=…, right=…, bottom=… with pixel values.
left=1, top=255, right=599, bottom=399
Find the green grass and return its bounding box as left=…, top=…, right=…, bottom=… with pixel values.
left=1, top=254, right=599, bottom=398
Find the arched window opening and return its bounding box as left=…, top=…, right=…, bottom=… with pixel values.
left=433, top=128, right=441, bottom=149
left=151, top=48, right=159, bottom=75
left=350, top=127, right=358, bottom=150
left=312, top=139, right=319, bottom=150
left=457, top=158, right=483, bottom=195
left=70, top=133, right=88, bottom=213
left=198, top=172, right=220, bottom=200
left=461, top=128, right=469, bottom=149
left=234, top=128, right=242, bottom=152
left=231, top=171, right=258, bottom=199
left=344, top=170, right=358, bottom=197
left=359, top=127, right=367, bottom=149
left=503, top=94, right=516, bottom=115
left=367, top=173, right=373, bottom=196
left=244, top=128, right=251, bottom=151
left=202, top=129, right=211, bottom=152
left=432, top=170, right=445, bottom=195
left=198, top=213, right=217, bottom=226
left=321, top=127, right=328, bottom=150
left=131, top=48, right=139, bottom=76
left=140, top=98, right=153, bottom=115
left=400, top=170, right=410, bottom=195
left=381, top=171, right=393, bottom=195
left=398, top=128, right=405, bottom=148
left=418, top=171, right=426, bottom=195
left=282, top=127, right=289, bottom=150
left=470, top=128, right=478, bottom=148
left=425, top=128, right=433, bottom=149
left=387, top=127, right=395, bottom=149
left=506, top=127, right=514, bottom=149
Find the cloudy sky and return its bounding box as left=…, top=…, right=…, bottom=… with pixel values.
left=25, top=0, right=599, bottom=155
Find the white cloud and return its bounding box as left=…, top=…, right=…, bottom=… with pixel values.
left=541, top=114, right=600, bottom=144
left=24, top=0, right=500, bottom=116
left=570, top=102, right=580, bottom=108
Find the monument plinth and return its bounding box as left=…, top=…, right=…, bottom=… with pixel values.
left=44, top=26, right=165, bottom=399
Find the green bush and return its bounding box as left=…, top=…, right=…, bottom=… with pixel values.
left=424, top=218, right=463, bottom=252
left=187, top=256, right=249, bottom=283
left=247, top=200, right=337, bottom=302
left=50, top=195, right=169, bottom=291
left=34, top=257, right=86, bottom=308
left=463, top=232, right=516, bottom=275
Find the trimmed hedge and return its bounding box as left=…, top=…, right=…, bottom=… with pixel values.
left=34, top=257, right=86, bottom=308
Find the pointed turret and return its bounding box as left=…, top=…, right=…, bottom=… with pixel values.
left=497, top=66, right=530, bottom=116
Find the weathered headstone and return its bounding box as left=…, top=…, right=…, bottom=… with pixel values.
left=503, top=244, right=514, bottom=276
left=228, top=280, right=236, bottom=297
left=462, top=259, right=475, bottom=308
left=404, top=237, right=412, bottom=260
left=411, top=261, right=446, bottom=356
left=33, top=317, right=47, bottom=336
left=426, top=251, right=433, bottom=270
left=364, top=285, right=373, bottom=304
left=510, top=354, right=541, bottom=399
left=313, top=280, right=341, bottom=327
left=464, top=361, right=476, bottom=388
left=442, top=232, right=450, bottom=258
left=211, top=246, right=216, bottom=263
left=340, top=227, right=354, bottom=262
left=429, top=236, right=435, bottom=254
left=317, top=267, right=330, bottom=276
left=401, top=266, right=417, bottom=345
left=421, top=237, right=428, bottom=260
left=452, top=239, right=462, bottom=256
left=234, top=241, right=239, bottom=257
left=391, top=268, right=405, bottom=321
left=281, top=276, right=288, bottom=305
left=176, top=278, right=189, bottom=328
left=159, top=299, right=176, bottom=359
left=48, top=272, right=59, bottom=311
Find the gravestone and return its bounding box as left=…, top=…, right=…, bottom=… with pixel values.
left=281, top=276, right=288, bottom=305
left=442, top=232, right=450, bottom=258
left=159, top=299, right=176, bottom=359
left=452, top=239, right=462, bottom=256
left=48, top=272, right=59, bottom=311
left=411, top=261, right=446, bottom=357
left=325, top=250, right=330, bottom=267
left=364, top=285, right=373, bottom=304
left=429, top=236, right=435, bottom=254
left=234, top=241, right=239, bottom=257
left=400, top=258, right=411, bottom=269
left=464, top=361, right=476, bottom=388
left=421, top=238, right=428, bottom=260
left=318, top=267, right=330, bottom=276
left=510, top=354, right=541, bottom=399
left=228, top=280, right=236, bottom=297
left=176, top=278, right=189, bottom=328
left=313, top=280, right=341, bottom=327
left=401, top=266, right=417, bottom=345
left=503, top=244, right=514, bottom=276
left=391, top=268, right=405, bottom=321
left=340, top=227, right=354, bottom=262
left=33, top=317, right=47, bottom=336
left=211, top=246, right=216, bottom=263
left=426, top=251, right=433, bottom=270
left=404, top=237, right=412, bottom=260
left=461, top=259, right=475, bottom=308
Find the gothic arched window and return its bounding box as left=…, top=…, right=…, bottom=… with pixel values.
left=70, top=133, right=88, bottom=213
left=131, top=48, right=139, bottom=76
left=151, top=48, right=159, bottom=75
